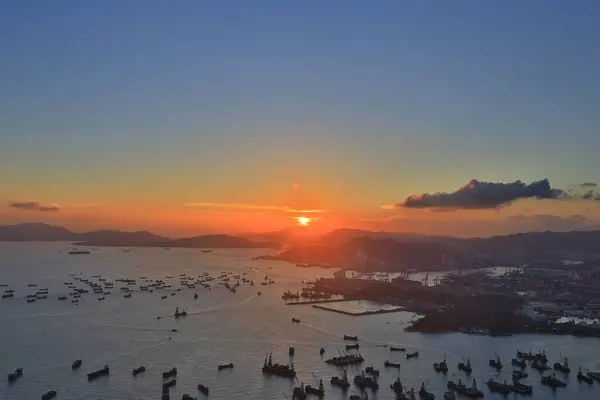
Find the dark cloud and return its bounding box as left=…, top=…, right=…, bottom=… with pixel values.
left=399, top=179, right=565, bottom=210
left=9, top=201, right=60, bottom=212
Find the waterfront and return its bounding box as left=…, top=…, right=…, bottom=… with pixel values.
left=1, top=243, right=600, bottom=399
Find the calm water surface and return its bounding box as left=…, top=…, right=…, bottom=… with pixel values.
left=1, top=243, right=599, bottom=400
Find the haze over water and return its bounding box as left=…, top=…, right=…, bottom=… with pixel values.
left=1, top=243, right=599, bottom=400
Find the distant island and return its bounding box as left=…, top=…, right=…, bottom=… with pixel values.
left=3, top=223, right=600, bottom=267
left=0, top=223, right=278, bottom=249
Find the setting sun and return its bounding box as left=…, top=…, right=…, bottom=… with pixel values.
left=295, top=216, right=311, bottom=226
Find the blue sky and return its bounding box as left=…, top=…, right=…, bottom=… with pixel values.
left=1, top=1, right=599, bottom=233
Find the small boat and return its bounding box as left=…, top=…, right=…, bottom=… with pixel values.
left=42, top=390, right=57, bottom=400
left=305, top=379, right=325, bottom=398
left=162, top=367, right=177, bottom=378
left=292, top=384, right=307, bottom=400
left=553, top=357, right=571, bottom=374
left=512, top=379, right=533, bottom=395
left=419, top=382, right=435, bottom=400
left=319, top=348, right=325, bottom=355
left=541, top=374, right=566, bottom=388
left=486, top=378, right=512, bottom=394
left=458, top=359, right=472, bottom=374
left=2, top=293, right=14, bottom=298
left=194, top=292, right=198, bottom=300
left=182, top=394, right=196, bottom=400
left=346, top=343, right=359, bottom=350
left=511, top=358, right=526, bottom=369
left=512, top=370, right=528, bottom=380
left=434, top=355, right=448, bottom=373
left=97, top=297, right=105, bottom=301
left=343, top=334, right=358, bottom=341
left=69, top=250, right=91, bottom=255
left=354, top=370, right=379, bottom=390
left=162, top=295, right=168, bottom=299
left=218, top=363, right=234, bottom=371
left=58, top=296, right=67, bottom=300
left=587, top=371, right=600, bottom=382
left=365, top=365, right=379, bottom=376
left=8, top=368, right=23, bottom=383
left=292, top=318, right=300, bottom=323
left=289, top=347, right=295, bottom=356
left=330, top=370, right=350, bottom=389
left=406, top=351, right=419, bottom=359
left=384, top=360, right=401, bottom=368
left=87, top=365, right=109, bottom=381
left=72, top=360, right=82, bottom=369
left=489, top=354, right=502, bottom=370
left=124, top=293, right=132, bottom=298
left=28, top=284, right=38, bottom=287
left=390, top=347, right=406, bottom=352
left=131, top=366, right=145, bottom=376
left=444, top=392, right=456, bottom=400
left=163, top=379, right=176, bottom=389
left=578, top=367, right=594, bottom=384
left=27, top=298, right=36, bottom=303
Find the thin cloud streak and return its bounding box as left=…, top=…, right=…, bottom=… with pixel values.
left=9, top=201, right=60, bottom=212
left=184, top=202, right=326, bottom=214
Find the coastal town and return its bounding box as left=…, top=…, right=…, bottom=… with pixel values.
left=290, top=261, right=600, bottom=337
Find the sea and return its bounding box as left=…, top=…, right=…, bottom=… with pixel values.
left=1, top=242, right=599, bottom=400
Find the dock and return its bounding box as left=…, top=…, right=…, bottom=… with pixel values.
left=285, top=299, right=347, bottom=306
left=312, top=304, right=405, bottom=316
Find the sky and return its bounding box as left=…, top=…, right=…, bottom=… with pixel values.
left=1, top=1, right=600, bottom=237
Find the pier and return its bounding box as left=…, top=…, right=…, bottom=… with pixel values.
left=285, top=299, right=347, bottom=306
left=312, top=304, right=405, bottom=316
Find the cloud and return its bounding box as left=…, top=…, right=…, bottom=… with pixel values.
left=9, top=201, right=60, bottom=212
left=398, top=179, right=593, bottom=210
left=184, top=202, right=326, bottom=214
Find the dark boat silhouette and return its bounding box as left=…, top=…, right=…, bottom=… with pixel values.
left=42, top=390, right=57, bottom=400
left=458, top=358, right=472, bottom=374
left=489, top=354, right=502, bottom=370
left=406, top=351, right=419, bottom=359
left=72, top=360, right=82, bottom=370
left=384, top=360, right=401, bottom=368
left=541, top=374, right=566, bottom=388
left=198, top=384, right=209, bottom=395
left=553, top=357, right=570, bottom=373
left=162, top=367, right=177, bottom=378
left=87, top=365, right=109, bottom=381
left=330, top=369, right=350, bottom=389
left=390, top=347, right=406, bottom=352
left=325, top=353, right=364, bottom=366
left=218, top=363, right=234, bottom=371
left=262, top=353, right=296, bottom=378
left=343, top=335, right=358, bottom=341
left=132, top=366, right=146, bottom=376
left=486, top=378, right=511, bottom=394
left=8, top=368, right=23, bottom=383
left=577, top=367, right=593, bottom=384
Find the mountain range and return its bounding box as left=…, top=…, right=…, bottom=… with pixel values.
left=2, top=223, right=600, bottom=269
left=0, top=223, right=277, bottom=249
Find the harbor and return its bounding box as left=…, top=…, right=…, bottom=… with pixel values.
left=1, top=243, right=600, bottom=399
